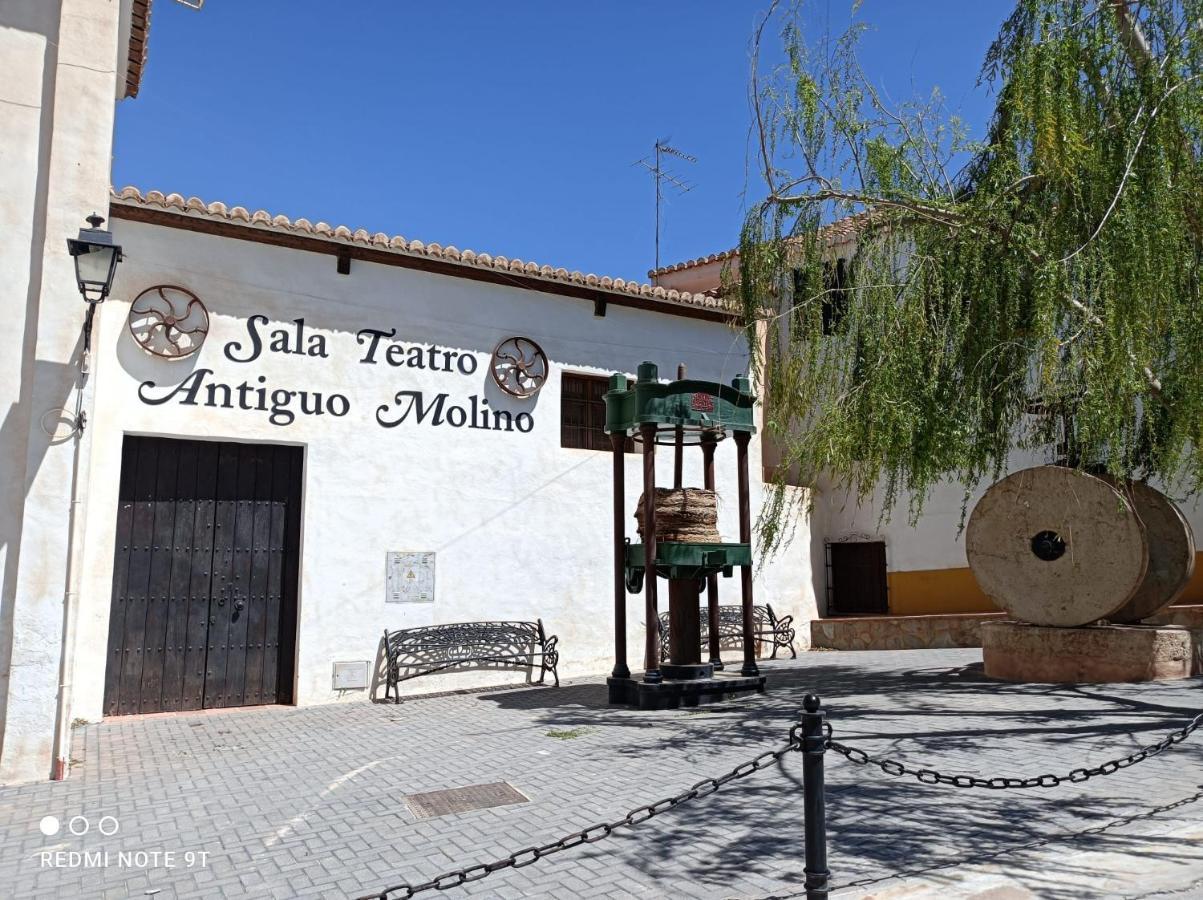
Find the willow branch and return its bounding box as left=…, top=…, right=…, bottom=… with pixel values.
left=750, top=1, right=782, bottom=196
left=1109, top=0, right=1154, bottom=70
left=767, top=188, right=965, bottom=226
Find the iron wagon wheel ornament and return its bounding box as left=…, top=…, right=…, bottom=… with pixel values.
left=490, top=336, right=548, bottom=398
left=965, top=465, right=1148, bottom=627
left=128, top=284, right=210, bottom=359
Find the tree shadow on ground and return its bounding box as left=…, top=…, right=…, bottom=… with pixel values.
left=484, top=657, right=1203, bottom=759
left=480, top=656, right=1203, bottom=897
left=558, top=763, right=1203, bottom=900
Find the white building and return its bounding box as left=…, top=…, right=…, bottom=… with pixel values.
left=653, top=235, right=1203, bottom=633
left=0, top=1, right=814, bottom=785
left=10, top=0, right=1196, bottom=789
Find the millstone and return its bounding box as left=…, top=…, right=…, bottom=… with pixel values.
left=1104, top=481, right=1195, bottom=624
left=635, top=487, right=720, bottom=543
left=965, top=466, right=1147, bottom=627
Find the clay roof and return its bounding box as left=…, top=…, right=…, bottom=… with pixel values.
left=125, top=0, right=153, bottom=98
left=109, top=187, right=735, bottom=319
left=649, top=212, right=866, bottom=278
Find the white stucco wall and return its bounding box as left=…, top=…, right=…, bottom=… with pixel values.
left=0, top=0, right=125, bottom=784
left=814, top=458, right=1203, bottom=612
left=70, top=220, right=816, bottom=719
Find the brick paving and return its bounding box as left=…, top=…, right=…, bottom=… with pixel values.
left=0, top=649, right=1201, bottom=899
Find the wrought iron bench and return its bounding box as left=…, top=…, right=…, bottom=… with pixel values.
left=382, top=620, right=559, bottom=703
left=658, top=604, right=796, bottom=661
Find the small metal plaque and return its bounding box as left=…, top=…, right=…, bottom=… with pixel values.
left=405, top=782, right=529, bottom=820
left=386, top=551, right=435, bottom=603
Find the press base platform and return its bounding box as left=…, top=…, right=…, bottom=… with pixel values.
left=660, top=662, right=714, bottom=680
left=607, top=672, right=767, bottom=709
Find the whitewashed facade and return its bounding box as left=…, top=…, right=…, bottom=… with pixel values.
left=0, top=0, right=817, bottom=782
left=70, top=206, right=815, bottom=717
left=0, top=0, right=148, bottom=784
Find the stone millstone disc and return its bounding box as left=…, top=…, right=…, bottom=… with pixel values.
left=1105, top=481, right=1195, bottom=623
left=966, top=466, right=1148, bottom=627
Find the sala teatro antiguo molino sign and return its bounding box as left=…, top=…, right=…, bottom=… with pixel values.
left=137, top=315, right=537, bottom=432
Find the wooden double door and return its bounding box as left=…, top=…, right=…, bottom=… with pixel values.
left=104, top=437, right=301, bottom=716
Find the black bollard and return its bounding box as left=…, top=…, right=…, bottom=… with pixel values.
left=801, top=693, right=830, bottom=899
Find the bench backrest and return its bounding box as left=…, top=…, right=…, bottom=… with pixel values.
left=658, top=605, right=772, bottom=634
left=385, top=620, right=545, bottom=664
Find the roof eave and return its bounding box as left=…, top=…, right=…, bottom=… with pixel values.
left=123, top=0, right=153, bottom=99
left=108, top=195, right=740, bottom=325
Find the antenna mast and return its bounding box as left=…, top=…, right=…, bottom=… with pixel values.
left=635, top=140, right=696, bottom=272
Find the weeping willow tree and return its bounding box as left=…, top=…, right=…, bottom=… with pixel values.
left=741, top=0, right=1203, bottom=550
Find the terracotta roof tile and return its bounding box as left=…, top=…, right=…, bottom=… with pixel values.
left=125, top=0, right=153, bottom=99
left=649, top=211, right=867, bottom=278
left=110, top=187, right=733, bottom=314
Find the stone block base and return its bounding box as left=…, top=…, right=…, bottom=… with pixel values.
left=810, top=612, right=1006, bottom=651
left=982, top=621, right=1196, bottom=683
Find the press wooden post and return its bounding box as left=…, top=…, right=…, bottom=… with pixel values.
left=668, top=578, right=702, bottom=665
left=611, top=431, right=630, bottom=680
left=701, top=432, right=723, bottom=670
left=673, top=363, right=686, bottom=489
left=641, top=423, right=662, bottom=683
left=734, top=430, right=759, bottom=677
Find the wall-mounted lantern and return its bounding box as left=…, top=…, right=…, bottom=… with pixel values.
left=66, top=213, right=123, bottom=304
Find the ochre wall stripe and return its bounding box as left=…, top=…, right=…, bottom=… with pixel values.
left=886, top=553, right=1203, bottom=616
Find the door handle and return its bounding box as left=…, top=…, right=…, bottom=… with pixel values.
left=234, top=598, right=245, bottom=612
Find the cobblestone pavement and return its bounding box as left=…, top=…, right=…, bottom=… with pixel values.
left=1, top=649, right=1201, bottom=899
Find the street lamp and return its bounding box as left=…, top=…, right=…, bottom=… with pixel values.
left=66, top=213, right=123, bottom=304
left=66, top=213, right=123, bottom=367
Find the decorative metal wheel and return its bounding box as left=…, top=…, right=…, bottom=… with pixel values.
left=128, top=285, right=210, bottom=359
left=490, top=337, right=548, bottom=398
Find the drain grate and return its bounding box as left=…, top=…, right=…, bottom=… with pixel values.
left=404, top=781, right=529, bottom=819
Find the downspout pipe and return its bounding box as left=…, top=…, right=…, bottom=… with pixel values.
left=49, top=313, right=97, bottom=780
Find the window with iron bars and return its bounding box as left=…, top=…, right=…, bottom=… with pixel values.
left=793, top=257, right=851, bottom=336
left=561, top=372, right=634, bottom=452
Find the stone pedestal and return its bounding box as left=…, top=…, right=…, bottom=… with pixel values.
left=982, top=621, right=1196, bottom=683
left=607, top=671, right=766, bottom=710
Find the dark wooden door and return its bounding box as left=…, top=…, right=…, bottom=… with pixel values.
left=827, top=541, right=889, bottom=616
left=104, top=437, right=301, bottom=716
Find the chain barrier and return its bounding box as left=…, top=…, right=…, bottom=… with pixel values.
left=825, top=711, right=1203, bottom=789
left=356, top=728, right=804, bottom=900
left=358, top=698, right=1202, bottom=900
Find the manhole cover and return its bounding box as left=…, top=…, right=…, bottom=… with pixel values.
left=405, top=782, right=529, bottom=819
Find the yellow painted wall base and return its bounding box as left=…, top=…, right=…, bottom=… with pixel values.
left=1178, top=554, right=1203, bottom=604
left=887, top=568, right=998, bottom=616
left=887, top=552, right=1203, bottom=616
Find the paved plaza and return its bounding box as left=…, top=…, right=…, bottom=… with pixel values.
left=1, top=648, right=1201, bottom=899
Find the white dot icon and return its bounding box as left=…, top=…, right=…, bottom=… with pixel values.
left=39, top=816, right=60, bottom=836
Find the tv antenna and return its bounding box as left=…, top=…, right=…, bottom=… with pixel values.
left=635, top=140, right=696, bottom=272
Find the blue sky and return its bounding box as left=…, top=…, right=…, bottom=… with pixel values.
left=113, top=1, right=1014, bottom=283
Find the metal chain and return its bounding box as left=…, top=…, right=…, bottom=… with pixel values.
left=826, top=711, right=1203, bottom=790
left=357, top=728, right=804, bottom=900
